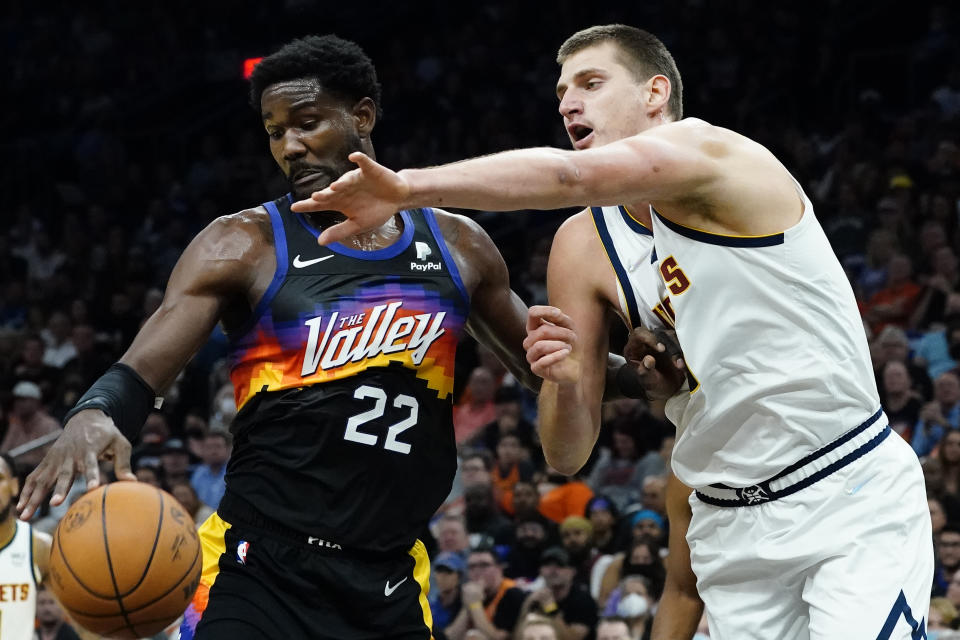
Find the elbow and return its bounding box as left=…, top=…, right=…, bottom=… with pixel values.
left=544, top=447, right=588, bottom=476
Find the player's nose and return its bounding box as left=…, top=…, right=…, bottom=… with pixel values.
left=558, top=93, right=583, bottom=118
left=281, top=130, right=308, bottom=160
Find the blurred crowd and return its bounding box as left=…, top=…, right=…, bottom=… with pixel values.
left=2, top=1, right=960, bottom=638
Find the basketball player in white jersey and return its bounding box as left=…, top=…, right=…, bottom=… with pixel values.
left=293, top=23, right=933, bottom=640
left=0, top=453, right=51, bottom=640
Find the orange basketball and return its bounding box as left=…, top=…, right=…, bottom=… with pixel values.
left=48, top=482, right=202, bottom=639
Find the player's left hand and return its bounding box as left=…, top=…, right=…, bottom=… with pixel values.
left=523, top=306, right=580, bottom=384
left=290, top=152, right=409, bottom=245
left=622, top=326, right=687, bottom=400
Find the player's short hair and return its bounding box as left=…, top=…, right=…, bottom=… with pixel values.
left=557, top=24, right=683, bottom=120
left=249, top=35, right=382, bottom=118
left=0, top=453, right=16, bottom=478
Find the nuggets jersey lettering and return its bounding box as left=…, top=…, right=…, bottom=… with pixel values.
left=590, top=205, right=672, bottom=330
left=225, top=195, right=468, bottom=552
left=0, top=521, right=38, bottom=640
left=650, top=186, right=882, bottom=488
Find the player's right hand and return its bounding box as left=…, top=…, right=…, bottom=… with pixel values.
left=523, top=305, right=581, bottom=384
left=290, top=152, right=411, bottom=246
left=17, top=409, right=136, bottom=520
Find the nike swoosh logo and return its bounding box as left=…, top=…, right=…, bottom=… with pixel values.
left=846, top=475, right=876, bottom=495
left=293, top=254, right=333, bottom=268
left=384, top=577, right=408, bottom=596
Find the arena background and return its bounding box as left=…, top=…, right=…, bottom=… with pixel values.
left=2, top=1, right=959, bottom=638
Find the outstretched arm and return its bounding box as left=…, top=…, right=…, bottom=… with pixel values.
left=18, top=213, right=266, bottom=519
left=291, top=124, right=718, bottom=245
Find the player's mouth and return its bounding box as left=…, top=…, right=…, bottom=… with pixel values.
left=292, top=170, right=329, bottom=186
left=568, top=123, right=595, bottom=150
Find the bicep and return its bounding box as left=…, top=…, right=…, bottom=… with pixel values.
left=121, top=219, right=257, bottom=391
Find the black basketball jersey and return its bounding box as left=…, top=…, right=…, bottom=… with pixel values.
left=224, top=194, right=469, bottom=553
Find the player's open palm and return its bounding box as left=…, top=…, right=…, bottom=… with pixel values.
left=291, top=152, right=410, bottom=245
left=17, top=409, right=135, bottom=520
left=523, top=306, right=581, bottom=384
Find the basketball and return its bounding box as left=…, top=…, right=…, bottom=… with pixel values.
left=47, top=482, right=202, bottom=639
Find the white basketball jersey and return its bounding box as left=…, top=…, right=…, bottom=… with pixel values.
left=650, top=187, right=882, bottom=488
left=589, top=206, right=672, bottom=331
left=0, top=520, right=39, bottom=640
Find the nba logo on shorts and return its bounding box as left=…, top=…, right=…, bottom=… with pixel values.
left=236, top=540, right=250, bottom=565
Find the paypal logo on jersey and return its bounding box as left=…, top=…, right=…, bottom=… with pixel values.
left=412, top=241, right=442, bottom=271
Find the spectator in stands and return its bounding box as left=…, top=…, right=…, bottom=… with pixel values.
left=585, top=496, right=627, bottom=556
left=1, top=381, right=60, bottom=468
left=595, top=617, right=632, bottom=640
left=864, top=254, right=922, bottom=333
left=913, top=371, right=960, bottom=456
left=558, top=516, right=595, bottom=587
left=856, top=229, right=898, bottom=301
left=882, top=360, right=924, bottom=440
left=872, top=326, right=932, bottom=401
left=464, top=482, right=512, bottom=544
left=919, top=316, right=960, bottom=380
left=35, top=585, right=82, bottom=640
left=435, top=513, right=471, bottom=558
left=932, top=497, right=949, bottom=536
left=587, top=419, right=643, bottom=510
left=134, top=463, right=162, bottom=488
left=517, top=614, right=560, bottom=640
left=511, top=480, right=553, bottom=532
left=640, top=476, right=668, bottom=519
left=929, top=597, right=958, bottom=634
left=429, top=551, right=466, bottom=636
left=914, top=247, right=960, bottom=329
left=518, top=546, right=597, bottom=640
left=61, top=324, right=110, bottom=390
left=629, top=509, right=666, bottom=546
left=940, top=431, right=960, bottom=495
left=190, top=431, right=229, bottom=509
left=605, top=575, right=655, bottom=638
left=630, top=434, right=674, bottom=492
left=40, top=311, right=77, bottom=370
left=170, top=481, right=214, bottom=526
left=504, top=516, right=552, bottom=582
left=11, top=336, right=59, bottom=400
left=937, top=526, right=960, bottom=597
left=491, top=432, right=534, bottom=514
left=448, top=545, right=525, bottom=639
left=599, top=539, right=666, bottom=609
left=159, top=438, right=192, bottom=489
left=453, top=366, right=498, bottom=444
left=947, top=566, right=960, bottom=611
left=469, top=384, right=537, bottom=454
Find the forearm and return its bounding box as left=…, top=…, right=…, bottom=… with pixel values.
left=401, top=148, right=591, bottom=212
left=466, top=605, right=505, bottom=640
left=650, top=587, right=704, bottom=640
left=538, top=379, right=601, bottom=475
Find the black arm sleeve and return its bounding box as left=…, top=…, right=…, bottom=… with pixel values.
left=61, top=363, right=158, bottom=442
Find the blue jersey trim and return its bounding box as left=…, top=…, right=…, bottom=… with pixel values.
left=228, top=200, right=288, bottom=342
left=618, top=206, right=653, bottom=236
left=422, top=208, right=470, bottom=309
left=591, top=207, right=641, bottom=328
left=293, top=202, right=415, bottom=261
left=653, top=208, right=784, bottom=247
left=877, top=590, right=927, bottom=639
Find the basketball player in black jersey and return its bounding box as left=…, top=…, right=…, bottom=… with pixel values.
left=15, top=36, right=670, bottom=639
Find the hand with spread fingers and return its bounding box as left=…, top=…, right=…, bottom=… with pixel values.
left=622, top=326, right=687, bottom=400
left=16, top=410, right=136, bottom=520
left=290, top=151, right=409, bottom=246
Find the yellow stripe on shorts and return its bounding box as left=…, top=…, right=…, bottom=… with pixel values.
left=408, top=538, right=434, bottom=638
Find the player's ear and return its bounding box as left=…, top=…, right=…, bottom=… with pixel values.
left=645, top=74, right=671, bottom=116
left=353, top=97, right=377, bottom=138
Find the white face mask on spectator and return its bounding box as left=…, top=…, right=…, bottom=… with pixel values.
left=616, top=592, right=649, bottom=618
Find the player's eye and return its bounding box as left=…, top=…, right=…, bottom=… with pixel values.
left=301, top=120, right=317, bottom=131
left=267, top=129, right=283, bottom=140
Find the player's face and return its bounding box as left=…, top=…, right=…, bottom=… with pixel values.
left=556, top=42, right=649, bottom=150
left=0, top=459, right=19, bottom=523
left=261, top=79, right=373, bottom=200
left=596, top=621, right=631, bottom=640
